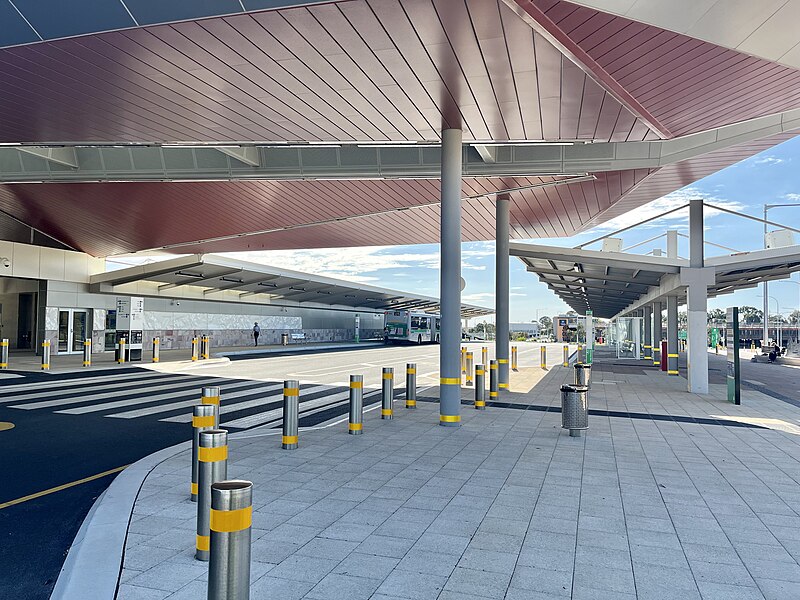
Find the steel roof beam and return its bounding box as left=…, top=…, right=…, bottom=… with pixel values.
left=2, top=109, right=798, bottom=183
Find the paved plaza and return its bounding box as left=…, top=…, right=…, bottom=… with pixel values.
left=117, top=356, right=800, bottom=600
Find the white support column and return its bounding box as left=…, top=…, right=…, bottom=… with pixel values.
left=439, top=129, right=463, bottom=426
left=496, top=194, right=510, bottom=390
left=684, top=199, right=711, bottom=394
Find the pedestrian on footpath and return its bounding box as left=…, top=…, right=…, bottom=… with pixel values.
left=253, top=322, right=260, bottom=346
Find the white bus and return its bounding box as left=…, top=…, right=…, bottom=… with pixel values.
left=384, top=310, right=440, bottom=344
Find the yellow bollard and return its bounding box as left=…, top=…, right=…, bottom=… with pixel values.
left=511, top=346, right=518, bottom=371
left=152, top=337, right=160, bottom=363
left=191, top=337, right=199, bottom=361
left=83, top=339, right=92, bottom=367
left=540, top=346, right=547, bottom=369
left=482, top=346, right=488, bottom=367
left=41, top=340, right=51, bottom=370
left=465, top=352, right=474, bottom=386
left=461, top=346, right=466, bottom=374
left=117, top=338, right=126, bottom=364
left=562, top=345, right=569, bottom=367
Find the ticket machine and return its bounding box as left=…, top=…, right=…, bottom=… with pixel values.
left=115, top=296, right=144, bottom=362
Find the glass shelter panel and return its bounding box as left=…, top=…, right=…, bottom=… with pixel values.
left=615, top=317, right=644, bottom=359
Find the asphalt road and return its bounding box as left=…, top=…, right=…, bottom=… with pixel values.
left=0, top=342, right=544, bottom=600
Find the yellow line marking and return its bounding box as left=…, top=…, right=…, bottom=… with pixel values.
left=0, top=422, right=14, bottom=432
left=0, top=465, right=128, bottom=510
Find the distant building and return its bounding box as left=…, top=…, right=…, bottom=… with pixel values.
left=510, top=322, right=540, bottom=337
left=553, top=315, right=580, bottom=342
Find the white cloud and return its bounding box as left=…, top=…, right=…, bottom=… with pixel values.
left=463, top=292, right=495, bottom=303
left=785, top=193, right=800, bottom=201
left=752, top=156, right=785, bottom=166
left=589, top=187, right=746, bottom=233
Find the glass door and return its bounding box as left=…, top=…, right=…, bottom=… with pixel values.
left=57, top=309, right=89, bottom=354
left=72, top=311, right=88, bottom=352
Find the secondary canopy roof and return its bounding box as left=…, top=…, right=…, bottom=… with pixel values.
left=90, top=254, right=494, bottom=318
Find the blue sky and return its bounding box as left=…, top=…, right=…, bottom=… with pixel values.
left=220, top=136, right=800, bottom=324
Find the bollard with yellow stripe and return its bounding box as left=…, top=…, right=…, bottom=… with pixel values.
left=405, top=363, right=417, bottom=408
left=196, top=429, right=228, bottom=562
left=208, top=480, right=253, bottom=599
left=576, top=343, right=584, bottom=364
left=511, top=346, right=518, bottom=371
left=465, top=352, right=474, bottom=386
left=201, top=386, right=221, bottom=428
left=282, top=380, right=299, bottom=449
left=117, top=338, right=126, bottom=364
left=191, top=337, right=199, bottom=361
left=382, top=367, right=394, bottom=420
left=82, top=339, right=91, bottom=367
left=152, top=337, right=160, bottom=363
left=41, top=340, right=51, bottom=371
left=540, top=345, right=547, bottom=370
left=562, top=345, right=569, bottom=368
left=489, top=360, right=499, bottom=400
left=201, top=335, right=210, bottom=360
left=349, top=375, right=363, bottom=434
left=1, top=338, right=9, bottom=369
left=475, top=364, right=486, bottom=410
left=461, top=346, right=466, bottom=374
left=497, top=359, right=509, bottom=389
left=667, top=353, right=679, bottom=375
left=191, top=404, right=216, bottom=502
left=482, top=346, right=488, bottom=368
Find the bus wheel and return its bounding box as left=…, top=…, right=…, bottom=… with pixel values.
left=417, top=335, right=422, bottom=345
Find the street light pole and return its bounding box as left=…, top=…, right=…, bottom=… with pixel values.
left=763, top=202, right=800, bottom=345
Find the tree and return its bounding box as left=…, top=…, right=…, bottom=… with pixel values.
left=678, top=311, right=688, bottom=328
left=539, top=316, right=553, bottom=331
left=739, top=306, right=763, bottom=325
left=707, top=308, right=726, bottom=324
left=789, top=310, right=800, bottom=325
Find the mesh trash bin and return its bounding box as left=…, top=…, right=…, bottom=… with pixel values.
left=574, top=363, right=591, bottom=388
left=561, top=384, right=589, bottom=437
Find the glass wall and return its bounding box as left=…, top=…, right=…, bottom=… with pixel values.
left=615, top=317, right=644, bottom=359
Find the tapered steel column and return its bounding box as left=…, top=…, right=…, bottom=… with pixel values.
left=496, top=194, right=510, bottom=390
left=643, top=306, right=653, bottom=360
left=667, top=296, right=679, bottom=375
left=439, top=128, right=462, bottom=426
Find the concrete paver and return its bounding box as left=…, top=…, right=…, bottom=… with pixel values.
left=117, top=352, right=800, bottom=599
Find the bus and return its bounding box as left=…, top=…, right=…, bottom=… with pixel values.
left=384, top=310, right=440, bottom=344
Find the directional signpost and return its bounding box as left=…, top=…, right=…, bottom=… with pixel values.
left=726, top=307, right=741, bottom=405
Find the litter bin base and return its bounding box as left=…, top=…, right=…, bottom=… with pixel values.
left=569, top=429, right=582, bottom=437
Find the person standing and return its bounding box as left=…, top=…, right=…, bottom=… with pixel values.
left=253, top=322, right=260, bottom=346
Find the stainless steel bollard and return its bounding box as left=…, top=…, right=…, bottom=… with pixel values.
left=192, top=404, right=216, bottom=501
left=540, top=345, right=547, bottom=369
left=475, top=364, right=486, bottom=409
left=511, top=346, right=518, bottom=371
left=202, top=386, right=221, bottom=428
left=563, top=345, right=569, bottom=367
left=405, top=363, right=416, bottom=408
left=577, top=343, right=584, bottom=364
left=202, top=336, right=210, bottom=360
left=83, top=339, right=91, bottom=367
left=41, top=340, right=51, bottom=370
left=349, top=375, right=363, bottom=434
left=191, top=337, right=199, bottom=361
left=282, top=380, right=299, bottom=449
left=209, top=480, right=253, bottom=600
left=117, top=338, right=126, bottom=364
left=152, top=337, right=160, bottom=363
left=465, top=352, right=474, bottom=386
left=1, top=338, right=9, bottom=369
left=461, top=347, right=466, bottom=374
left=196, top=429, right=228, bottom=561
left=381, top=367, right=394, bottom=420
left=489, top=359, right=498, bottom=400
left=482, top=346, right=488, bottom=368
left=561, top=384, right=589, bottom=437
left=574, top=363, right=592, bottom=388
